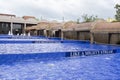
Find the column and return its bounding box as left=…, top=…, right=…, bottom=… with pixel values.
left=24, top=23, right=26, bottom=35
left=61, top=30, right=64, bottom=40
left=44, top=29, right=47, bottom=37
left=108, top=33, right=112, bottom=44
left=10, top=22, right=13, bottom=35
left=90, top=33, right=94, bottom=44
left=52, top=30, right=55, bottom=37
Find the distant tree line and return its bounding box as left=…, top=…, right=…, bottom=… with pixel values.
left=76, top=14, right=100, bottom=23
left=81, top=14, right=98, bottom=22
left=73, top=4, right=120, bottom=23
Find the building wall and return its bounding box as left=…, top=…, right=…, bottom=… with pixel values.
left=55, top=30, right=61, bottom=37
left=37, top=30, right=44, bottom=36
left=94, top=33, right=109, bottom=44
left=77, top=31, right=90, bottom=40
left=30, top=30, right=37, bottom=36
left=13, top=23, right=24, bottom=35
left=63, top=31, right=78, bottom=40
left=62, top=31, right=90, bottom=40
left=93, top=33, right=120, bottom=44
left=0, top=22, right=10, bottom=34
left=63, top=31, right=72, bottom=39
left=46, top=30, right=52, bottom=37
left=110, top=33, right=120, bottom=44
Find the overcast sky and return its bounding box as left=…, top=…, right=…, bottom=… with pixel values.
left=0, top=0, right=120, bottom=21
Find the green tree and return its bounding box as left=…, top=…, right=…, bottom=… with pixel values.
left=77, top=18, right=80, bottom=24
left=82, top=14, right=98, bottom=22
left=115, top=4, right=120, bottom=21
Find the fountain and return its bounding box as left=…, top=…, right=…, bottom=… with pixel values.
left=17, top=33, right=19, bottom=36
left=8, top=31, right=11, bottom=35
left=28, top=32, right=30, bottom=36
left=8, top=31, right=13, bottom=35
left=23, top=33, right=26, bottom=36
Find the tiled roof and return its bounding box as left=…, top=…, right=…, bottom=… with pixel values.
left=62, top=22, right=94, bottom=31
left=91, top=22, right=120, bottom=33
left=23, top=16, right=36, bottom=20
left=37, top=22, right=63, bottom=30
left=26, top=26, right=37, bottom=30
left=0, top=16, right=38, bottom=24
left=0, top=13, right=16, bottom=17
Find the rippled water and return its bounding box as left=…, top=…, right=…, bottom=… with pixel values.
left=0, top=36, right=120, bottom=80
left=0, top=53, right=120, bottom=80
left=0, top=43, right=118, bottom=54
left=0, top=38, right=49, bottom=41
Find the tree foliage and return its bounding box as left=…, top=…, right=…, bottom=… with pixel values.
left=77, top=18, right=80, bottom=24
left=115, top=4, right=120, bottom=21
left=82, top=14, right=98, bottom=22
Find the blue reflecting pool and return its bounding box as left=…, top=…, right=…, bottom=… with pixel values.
left=0, top=53, right=120, bottom=80
left=0, top=35, right=120, bottom=80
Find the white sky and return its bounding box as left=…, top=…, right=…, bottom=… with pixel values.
left=0, top=0, right=120, bottom=21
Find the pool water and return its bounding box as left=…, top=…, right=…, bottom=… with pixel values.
left=0, top=35, right=120, bottom=80
left=0, top=53, right=120, bottom=80
left=0, top=43, right=118, bottom=54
